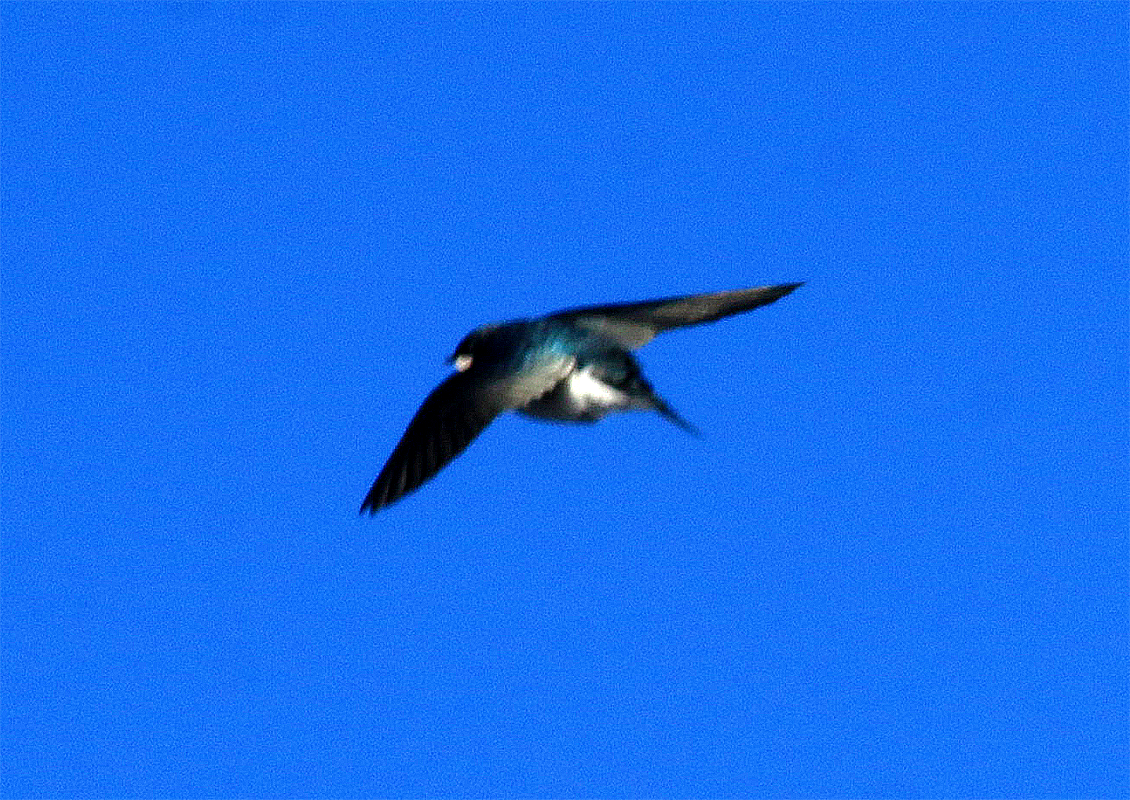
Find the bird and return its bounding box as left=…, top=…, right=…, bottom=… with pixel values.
left=360, top=282, right=803, bottom=514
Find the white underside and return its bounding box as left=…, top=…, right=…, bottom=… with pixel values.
left=563, top=367, right=633, bottom=412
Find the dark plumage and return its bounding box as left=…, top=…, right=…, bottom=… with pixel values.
left=361, top=282, right=802, bottom=514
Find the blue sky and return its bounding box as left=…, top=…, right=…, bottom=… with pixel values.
left=3, top=3, right=1126, bottom=798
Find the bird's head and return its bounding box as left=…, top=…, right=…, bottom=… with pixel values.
left=447, top=324, right=502, bottom=372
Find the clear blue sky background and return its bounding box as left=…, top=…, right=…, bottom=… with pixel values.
left=3, top=4, right=1127, bottom=798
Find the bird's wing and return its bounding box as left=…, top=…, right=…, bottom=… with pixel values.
left=360, top=371, right=498, bottom=514
left=550, top=282, right=803, bottom=349
left=360, top=355, right=575, bottom=514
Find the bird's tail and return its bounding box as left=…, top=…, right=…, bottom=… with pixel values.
left=651, top=394, right=700, bottom=436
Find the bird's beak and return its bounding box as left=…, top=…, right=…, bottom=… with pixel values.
left=450, top=354, right=473, bottom=372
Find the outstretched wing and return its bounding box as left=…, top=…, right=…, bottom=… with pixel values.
left=360, top=371, right=499, bottom=514
left=550, top=282, right=803, bottom=349
left=361, top=352, right=576, bottom=514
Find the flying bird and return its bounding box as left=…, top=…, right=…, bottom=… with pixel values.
left=360, top=282, right=803, bottom=514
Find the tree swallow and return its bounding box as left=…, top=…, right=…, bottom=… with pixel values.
left=361, top=282, right=803, bottom=514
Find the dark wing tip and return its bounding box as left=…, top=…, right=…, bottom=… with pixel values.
left=359, top=469, right=396, bottom=515
left=721, top=281, right=805, bottom=314
left=764, top=281, right=805, bottom=299
left=359, top=490, right=384, bottom=515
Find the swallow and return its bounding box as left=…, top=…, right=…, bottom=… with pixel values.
left=361, top=282, right=803, bottom=513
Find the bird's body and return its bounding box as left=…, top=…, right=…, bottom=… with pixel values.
left=361, top=282, right=802, bottom=513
